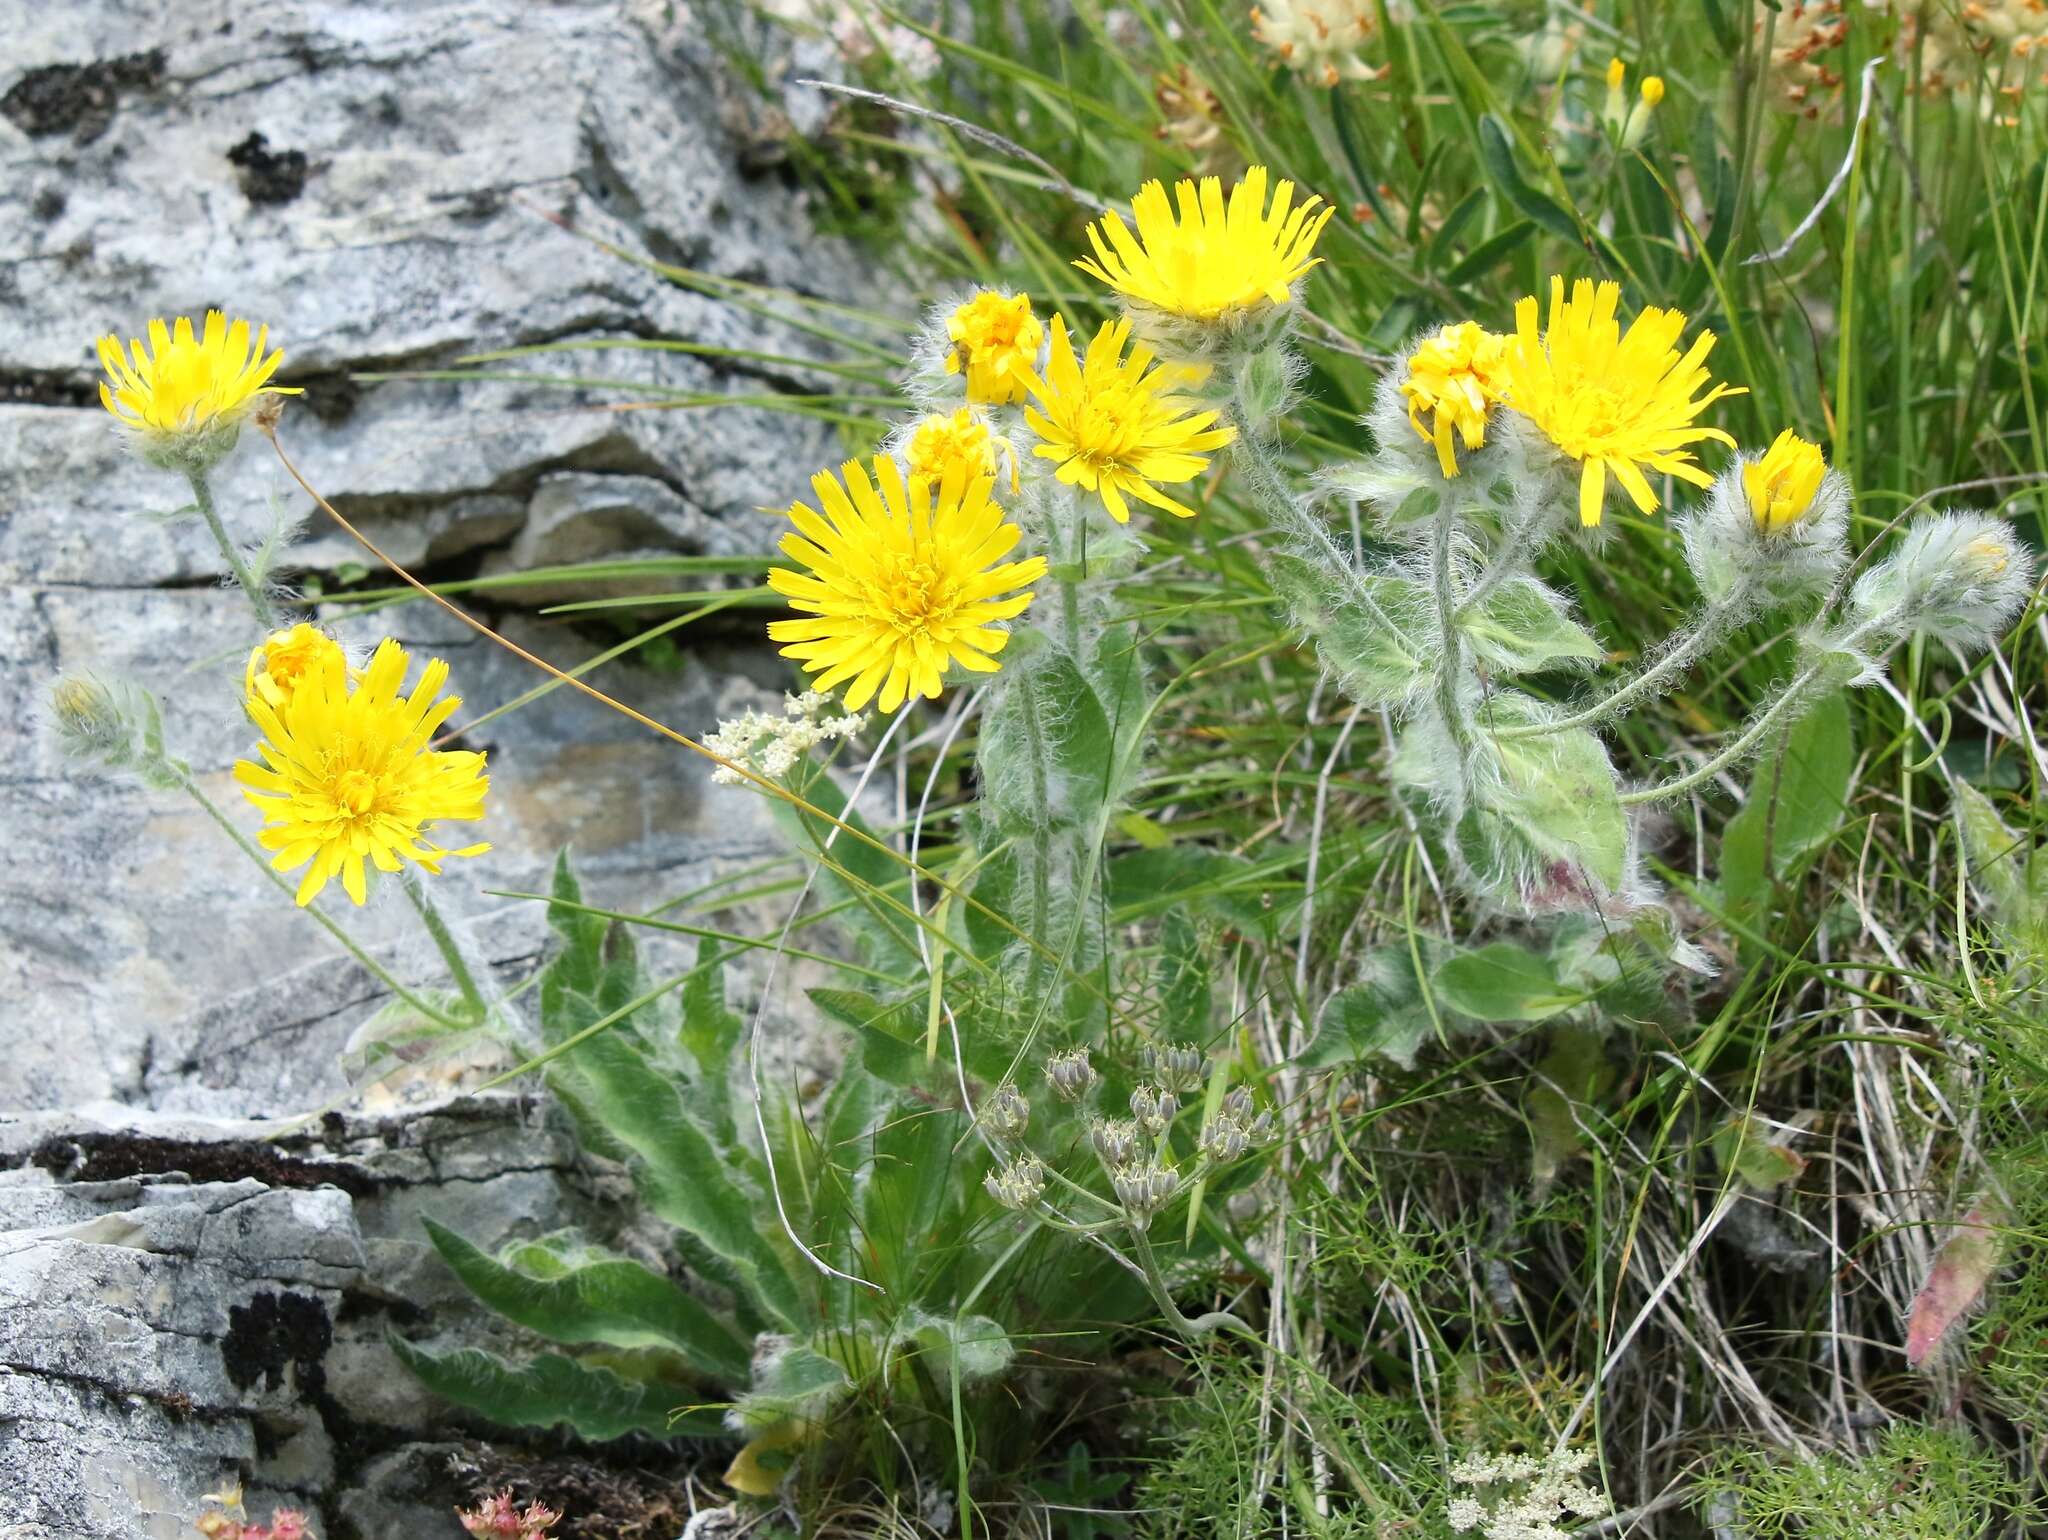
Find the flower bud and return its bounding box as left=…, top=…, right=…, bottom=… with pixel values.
left=980, top=1084, right=1031, bottom=1144
left=1044, top=1047, right=1099, bottom=1102
left=1601, top=57, right=1629, bottom=133
left=1679, top=435, right=1849, bottom=607
left=46, top=672, right=180, bottom=787
left=1621, top=75, right=1664, bottom=150
left=1111, top=1160, right=1181, bottom=1221
left=1222, top=1085, right=1255, bottom=1120
left=1850, top=512, right=2034, bottom=650
left=984, top=1156, right=1046, bottom=1210
left=1090, top=1118, right=1142, bottom=1169
left=1130, top=1084, right=1179, bottom=1136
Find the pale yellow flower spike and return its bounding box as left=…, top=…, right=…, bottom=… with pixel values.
left=1399, top=322, right=1511, bottom=478
left=235, top=639, right=490, bottom=907
left=1502, top=276, right=1743, bottom=527
left=1022, top=314, right=1237, bottom=523
left=766, top=457, right=1048, bottom=714
left=1743, top=429, right=1827, bottom=534
left=1074, top=166, right=1334, bottom=321
left=96, top=310, right=302, bottom=437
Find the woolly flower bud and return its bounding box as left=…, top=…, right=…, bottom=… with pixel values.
left=1090, top=1118, right=1142, bottom=1169
left=980, top=1084, right=1032, bottom=1143
left=1399, top=321, right=1510, bottom=478
left=984, top=1156, right=1046, bottom=1211
left=1851, top=512, right=2035, bottom=650
left=1142, top=1041, right=1206, bottom=1094
left=1111, top=1160, right=1180, bottom=1220
left=1680, top=433, right=1850, bottom=607
left=1044, top=1047, right=1099, bottom=1103
left=47, top=672, right=179, bottom=787
left=1129, top=1083, right=1179, bottom=1136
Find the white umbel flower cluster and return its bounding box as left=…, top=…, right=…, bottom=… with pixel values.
left=704, top=691, right=866, bottom=785
left=1446, top=1447, right=1610, bottom=1540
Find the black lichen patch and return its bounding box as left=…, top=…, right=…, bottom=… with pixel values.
left=227, top=130, right=310, bottom=205
left=26, top=1131, right=379, bottom=1197
left=223, top=1290, right=333, bottom=1394
left=291, top=368, right=361, bottom=425
left=1, top=49, right=166, bottom=142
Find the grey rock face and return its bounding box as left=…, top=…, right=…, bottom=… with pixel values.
left=1, top=2, right=875, bottom=1535
left=0, top=1095, right=646, bottom=1540
left=1, top=0, right=864, bottom=1115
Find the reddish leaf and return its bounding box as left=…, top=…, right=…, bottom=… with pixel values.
left=1905, top=1198, right=2008, bottom=1369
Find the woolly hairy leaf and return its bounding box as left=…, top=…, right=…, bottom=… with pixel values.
left=1907, top=1199, right=2009, bottom=1368
left=554, top=1029, right=805, bottom=1330
left=907, top=1309, right=1015, bottom=1384
left=1267, top=552, right=1430, bottom=708
left=1712, top=1115, right=1807, bottom=1194
left=1721, top=692, right=1855, bottom=916
left=421, top=1219, right=751, bottom=1383
left=1461, top=698, right=1627, bottom=901
left=391, top=1337, right=723, bottom=1441
left=1952, top=782, right=2048, bottom=959
left=729, top=1341, right=852, bottom=1432
left=1526, top=1024, right=1613, bottom=1183
left=1460, top=577, right=1604, bottom=675
left=1300, top=968, right=1438, bottom=1071
left=1434, top=941, right=1576, bottom=1022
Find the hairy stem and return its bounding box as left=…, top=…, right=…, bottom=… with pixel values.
left=1226, top=401, right=1417, bottom=650
left=186, top=468, right=278, bottom=630
left=1429, top=510, right=1475, bottom=784
left=401, top=868, right=490, bottom=1023
left=177, top=771, right=470, bottom=1029
left=1496, top=590, right=1750, bottom=741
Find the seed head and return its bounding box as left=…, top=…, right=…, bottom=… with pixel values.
left=1044, top=1047, right=1099, bottom=1102
left=1130, top=1084, right=1179, bottom=1136
left=1111, top=1160, right=1181, bottom=1220
left=984, top=1157, right=1046, bottom=1211
left=980, top=1084, right=1031, bottom=1143
left=1090, top=1118, right=1142, bottom=1169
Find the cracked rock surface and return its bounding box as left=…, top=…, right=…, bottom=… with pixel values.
left=3, top=2, right=861, bottom=1535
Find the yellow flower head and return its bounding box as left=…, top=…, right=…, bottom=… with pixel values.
left=96, top=310, right=302, bottom=442
left=1966, top=535, right=2013, bottom=580
left=767, top=457, right=1048, bottom=714
left=1022, top=314, right=1237, bottom=523
left=1074, top=166, right=1334, bottom=323
left=1742, top=430, right=1828, bottom=534
left=905, top=407, right=1015, bottom=492
left=235, top=638, right=490, bottom=907
left=1399, top=322, right=1511, bottom=478
left=1502, top=277, right=1743, bottom=527
left=945, top=291, right=1044, bottom=405
left=246, top=624, right=347, bottom=712
left=1640, top=75, right=1666, bottom=106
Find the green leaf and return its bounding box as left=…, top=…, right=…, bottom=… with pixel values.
left=1721, top=692, right=1855, bottom=916
left=1299, top=954, right=1444, bottom=1072
left=1459, top=695, right=1628, bottom=903
left=557, top=1030, right=806, bottom=1330
left=1267, top=552, right=1431, bottom=709
left=905, top=1310, right=1014, bottom=1384
left=812, top=987, right=931, bottom=1085
left=391, top=1337, right=723, bottom=1441
left=1444, top=218, right=1537, bottom=285
left=422, top=1219, right=751, bottom=1383
left=729, top=1341, right=853, bottom=1432
left=1477, top=113, right=1582, bottom=244
left=1434, top=942, right=1576, bottom=1023
left=1712, top=1114, right=1808, bottom=1193
left=1460, top=578, right=1604, bottom=675
left=1526, top=1025, right=1613, bottom=1184
left=1158, top=910, right=1211, bottom=1040
left=1952, top=782, right=2048, bottom=958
